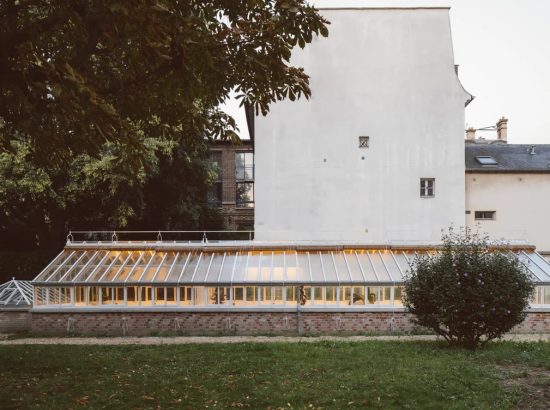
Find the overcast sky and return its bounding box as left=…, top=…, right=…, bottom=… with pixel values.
left=224, top=0, right=550, bottom=143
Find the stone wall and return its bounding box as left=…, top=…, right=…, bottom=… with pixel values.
left=28, top=310, right=550, bottom=336
left=0, top=310, right=31, bottom=333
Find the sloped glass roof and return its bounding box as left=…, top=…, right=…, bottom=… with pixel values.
left=0, top=279, right=33, bottom=307
left=33, top=247, right=417, bottom=285
left=32, top=244, right=550, bottom=286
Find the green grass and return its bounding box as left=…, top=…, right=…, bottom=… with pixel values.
left=0, top=341, right=549, bottom=409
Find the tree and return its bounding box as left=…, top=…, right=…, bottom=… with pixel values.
left=0, top=1, right=329, bottom=249
left=403, top=228, right=534, bottom=349
left=0, top=0, right=329, bottom=167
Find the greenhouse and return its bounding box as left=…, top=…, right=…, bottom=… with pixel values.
left=0, top=279, right=33, bottom=308
left=31, top=241, right=550, bottom=309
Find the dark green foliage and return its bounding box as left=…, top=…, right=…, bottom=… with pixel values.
left=0, top=1, right=329, bottom=250
left=0, top=250, right=58, bottom=283
left=403, top=228, right=535, bottom=349
left=0, top=1, right=329, bottom=166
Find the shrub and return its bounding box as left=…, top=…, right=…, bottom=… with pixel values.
left=403, top=228, right=534, bottom=349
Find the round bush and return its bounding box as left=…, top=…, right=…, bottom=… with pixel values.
left=403, top=228, right=535, bottom=349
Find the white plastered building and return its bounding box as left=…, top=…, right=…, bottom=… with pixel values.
left=255, top=7, right=472, bottom=243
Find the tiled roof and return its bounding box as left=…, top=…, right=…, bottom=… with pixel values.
left=465, top=144, right=550, bottom=172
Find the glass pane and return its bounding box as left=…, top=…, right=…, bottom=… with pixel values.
left=179, top=287, right=193, bottom=305
left=273, top=287, right=284, bottom=305
left=340, top=286, right=352, bottom=305
left=313, top=287, right=323, bottom=303
left=154, top=287, right=166, bottom=304
left=87, top=287, right=99, bottom=306
left=89, top=251, right=125, bottom=282
left=114, top=251, right=143, bottom=283
left=371, top=252, right=392, bottom=282
left=165, top=253, right=186, bottom=282
left=218, top=253, right=236, bottom=283
left=166, top=287, right=176, bottom=305
left=74, top=287, right=86, bottom=306
left=103, top=251, right=133, bottom=282
left=70, top=251, right=108, bottom=282
left=139, top=286, right=153, bottom=305
left=114, top=288, right=124, bottom=305
left=127, top=287, right=138, bottom=306
left=321, top=253, right=338, bottom=282
left=356, top=251, right=377, bottom=282
left=204, top=253, right=225, bottom=283
left=305, top=253, right=321, bottom=282
left=34, top=287, right=47, bottom=305
left=35, top=251, right=73, bottom=282
left=352, top=286, right=365, bottom=305
left=155, top=253, right=176, bottom=282
left=236, top=182, right=254, bottom=207
left=55, top=251, right=96, bottom=282
left=333, top=253, right=351, bottom=282
left=259, top=287, right=272, bottom=304
left=325, top=287, right=338, bottom=304
left=285, top=286, right=297, bottom=304
left=237, top=252, right=258, bottom=283
left=142, top=253, right=167, bottom=282
left=294, top=253, right=309, bottom=282
left=193, top=253, right=214, bottom=283
left=101, top=288, right=113, bottom=305
left=259, top=252, right=272, bottom=282
left=127, top=251, right=155, bottom=283
left=179, top=253, right=201, bottom=283
left=47, top=251, right=86, bottom=282
left=245, top=286, right=257, bottom=304
left=366, top=287, right=378, bottom=304
left=394, top=287, right=404, bottom=306
left=345, top=251, right=365, bottom=282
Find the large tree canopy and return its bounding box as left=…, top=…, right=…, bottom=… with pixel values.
left=0, top=1, right=329, bottom=250
left=0, top=0, right=329, bottom=166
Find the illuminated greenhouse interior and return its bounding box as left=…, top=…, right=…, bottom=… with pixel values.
left=31, top=244, right=550, bottom=309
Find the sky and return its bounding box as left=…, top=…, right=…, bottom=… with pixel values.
left=223, top=0, right=550, bottom=143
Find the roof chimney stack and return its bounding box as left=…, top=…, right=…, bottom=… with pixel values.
left=496, top=117, right=508, bottom=142
left=466, top=127, right=476, bottom=141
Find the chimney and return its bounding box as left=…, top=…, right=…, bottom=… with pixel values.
left=466, top=127, right=476, bottom=140
left=496, top=117, right=508, bottom=142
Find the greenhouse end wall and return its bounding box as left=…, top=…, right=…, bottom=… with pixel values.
left=28, top=310, right=550, bottom=336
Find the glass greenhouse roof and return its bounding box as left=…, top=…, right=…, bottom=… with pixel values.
left=32, top=243, right=550, bottom=286
left=0, top=279, right=33, bottom=307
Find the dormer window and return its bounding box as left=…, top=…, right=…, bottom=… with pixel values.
left=475, top=156, right=498, bottom=166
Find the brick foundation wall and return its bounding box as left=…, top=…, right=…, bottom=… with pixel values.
left=0, top=310, right=31, bottom=333
left=29, top=310, right=550, bottom=336
left=512, top=312, right=550, bottom=334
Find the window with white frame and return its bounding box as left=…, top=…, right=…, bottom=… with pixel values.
left=420, top=178, right=435, bottom=197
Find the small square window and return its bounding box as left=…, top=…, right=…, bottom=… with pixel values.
left=475, top=211, right=496, bottom=220
left=420, top=178, right=435, bottom=197
left=359, top=136, right=369, bottom=148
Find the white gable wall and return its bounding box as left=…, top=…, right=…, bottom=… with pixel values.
left=255, top=8, right=471, bottom=243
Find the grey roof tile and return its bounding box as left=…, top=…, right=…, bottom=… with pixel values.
left=465, top=143, right=550, bottom=172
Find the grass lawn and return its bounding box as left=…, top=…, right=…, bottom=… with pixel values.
left=0, top=341, right=549, bottom=409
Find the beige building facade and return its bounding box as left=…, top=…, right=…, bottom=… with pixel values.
left=465, top=126, right=550, bottom=257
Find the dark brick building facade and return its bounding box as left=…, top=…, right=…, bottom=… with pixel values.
left=209, top=140, right=254, bottom=231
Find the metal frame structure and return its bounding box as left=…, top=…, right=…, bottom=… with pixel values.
left=0, top=279, right=33, bottom=308
left=30, top=242, right=550, bottom=309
